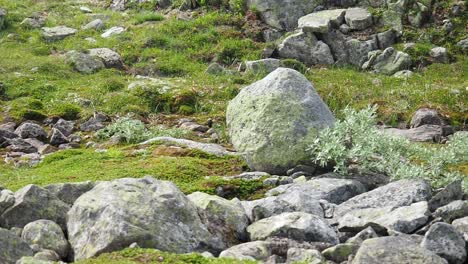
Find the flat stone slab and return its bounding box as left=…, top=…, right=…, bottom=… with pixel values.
left=42, top=26, right=77, bottom=41
left=345, top=8, right=373, bottom=30
left=298, top=9, right=346, bottom=33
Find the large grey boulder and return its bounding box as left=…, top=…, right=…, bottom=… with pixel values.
left=41, top=26, right=77, bottom=42
left=345, top=8, right=373, bottom=30
left=353, top=236, right=448, bottom=264
left=335, top=179, right=431, bottom=218
left=226, top=68, right=335, bottom=174
left=266, top=177, right=367, bottom=205
left=67, top=177, right=222, bottom=260
left=88, top=48, right=123, bottom=69
left=188, top=192, right=250, bottom=246
left=66, top=50, right=105, bottom=74
left=44, top=181, right=95, bottom=205
left=15, top=122, right=47, bottom=141
left=421, top=223, right=466, bottom=264
left=364, top=47, right=411, bottom=75
left=247, top=212, right=339, bottom=244
left=298, top=9, right=346, bottom=33
left=0, top=228, right=34, bottom=264
left=246, top=0, right=323, bottom=31
left=0, top=185, right=70, bottom=230
left=21, top=220, right=69, bottom=259
left=278, top=31, right=334, bottom=66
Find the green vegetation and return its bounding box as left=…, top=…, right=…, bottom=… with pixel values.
left=310, top=106, right=468, bottom=190
left=75, top=248, right=255, bottom=264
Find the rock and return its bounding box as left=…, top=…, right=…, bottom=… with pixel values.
left=346, top=226, right=378, bottom=245
left=0, top=189, right=15, bottom=215
left=338, top=201, right=430, bottom=234
left=67, top=177, right=222, bottom=260
left=44, top=181, right=95, bottom=205
left=226, top=68, right=335, bottom=174
left=49, top=128, right=68, bottom=146
left=21, top=16, right=46, bottom=29
left=393, top=70, right=414, bottom=78
left=431, top=47, right=449, bottom=63
left=219, top=241, right=271, bottom=261
left=353, top=236, right=448, bottom=264
left=188, top=192, right=250, bottom=246
left=247, top=212, right=339, bottom=244
left=335, top=179, right=431, bottom=218
left=6, top=138, right=37, bottom=153
left=320, top=29, right=350, bottom=65
left=229, top=171, right=270, bottom=181
left=267, top=178, right=367, bottom=205
left=21, top=220, right=69, bottom=259
left=0, top=128, right=18, bottom=146
left=80, top=116, right=106, bottom=132
left=41, top=26, right=77, bottom=42
left=88, top=48, right=123, bottom=69
left=80, top=6, right=92, bottom=13
left=384, top=124, right=444, bottom=142
left=244, top=58, right=281, bottom=74
left=53, top=119, right=74, bottom=137
left=101, top=26, right=125, bottom=38
left=322, top=243, right=360, bottom=263
left=434, top=200, right=468, bottom=222
left=278, top=31, right=334, bottom=66
left=38, top=144, right=58, bottom=155
left=428, top=180, right=463, bottom=211
left=178, top=121, right=209, bottom=133
left=34, top=250, right=60, bottom=262
left=366, top=47, right=412, bottom=75
left=456, top=38, right=468, bottom=51
left=452, top=217, right=468, bottom=242
left=141, top=137, right=237, bottom=157
left=0, top=228, right=34, bottom=264
left=205, top=63, right=228, bottom=75
left=345, top=8, right=373, bottom=30
left=298, top=9, right=346, bottom=33
left=346, top=38, right=378, bottom=67
left=0, top=185, right=70, bottom=230
left=15, top=123, right=47, bottom=141
left=83, top=19, right=105, bottom=30
left=246, top=0, right=323, bottom=31
left=286, top=248, right=324, bottom=264
left=0, top=122, right=16, bottom=132
left=0, top=8, right=6, bottom=30
left=410, top=108, right=445, bottom=128
left=66, top=50, right=105, bottom=74
left=376, top=29, right=396, bottom=49
left=421, top=222, right=467, bottom=264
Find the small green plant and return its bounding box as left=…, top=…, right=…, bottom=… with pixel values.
left=309, top=106, right=468, bottom=190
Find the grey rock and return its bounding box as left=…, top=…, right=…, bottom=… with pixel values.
left=345, top=8, right=373, bottom=30
left=346, top=38, right=378, bottom=67
left=80, top=6, right=93, bottom=13
left=431, top=47, right=450, bottom=64
left=322, top=243, right=360, bottom=263
left=298, top=9, right=346, bottom=33
left=0, top=185, right=70, bottom=230
left=345, top=226, right=378, bottom=245
left=320, top=29, right=350, bottom=65
left=428, top=180, right=463, bottom=211
left=278, top=31, right=334, bottom=66
left=267, top=177, right=367, bottom=205
left=66, top=50, right=105, bottom=74
left=83, top=19, right=105, bottom=30
left=245, top=59, right=281, bottom=74
left=410, top=108, right=445, bottom=128
left=0, top=122, right=16, bottom=132
left=101, top=26, right=125, bottom=38
left=0, top=228, right=33, bottom=264
left=188, top=192, right=250, bottom=246
left=421, top=222, right=466, bottom=264
left=34, top=250, right=60, bottom=262
left=434, top=200, right=468, bottom=222
left=44, top=181, right=96, bottom=205
left=367, top=47, right=412, bottom=75
left=376, top=29, right=396, bottom=49
left=246, top=0, right=323, bottom=31
left=21, top=220, right=69, bottom=259
left=88, top=48, right=123, bottom=69
left=67, top=177, right=222, bottom=260
left=456, top=38, right=468, bottom=51
left=21, top=17, right=46, bottom=29
left=247, top=212, right=339, bottom=244
left=6, top=138, right=37, bottom=153
left=286, top=248, right=324, bottom=264
left=452, top=217, right=468, bottom=242
left=353, top=236, right=448, bottom=264
left=393, top=70, right=414, bottom=78
left=335, top=179, right=431, bottom=218
left=226, top=68, right=335, bottom=174
left=0, top=189, right=15, bottom=215
left=229, top=171, right=270, bottom=181
left=79, top=116, right=106, bottom=132
left=53, top=119, right=74, bottom=137
left=49, top=128, right=68, bottom=146
left=141, top=137, right=237, bottom=157
left=205, top=63, right=228, bottom=75
left=263, top=177, right=279, bottom=187
left=219, top=241, right=272, bottom=261
left=384, top=125, right=444, bottom=142
left=41, top=26, right=77, bottom=42
left=15, top=123, right=47, bottom=141
left=15, top=257, right=52, bottom=264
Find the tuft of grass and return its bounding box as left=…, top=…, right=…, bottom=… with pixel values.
left=133, top=12, right=165, bottom=25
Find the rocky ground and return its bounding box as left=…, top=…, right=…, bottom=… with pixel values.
left=0, top=0, right=467, bottom=263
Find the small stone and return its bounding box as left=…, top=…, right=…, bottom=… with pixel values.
left=80, top=6, right=92, bottom=13
left=34, top=249, right=60, bottom=261
left=49, top=128, right=69, bottom=146
left=263, top=177, right=279, bottom=186
left=430, top=47, right=450, bottom=63
left=83, top=19, right=105, bottom=30
left=88, top=48, right=123, bottom=69
left=21, top=220, right=69, bottom=259
left=244, top=59, right=281, bottom=74
left=393, top=70, right=414, bottom=79
left=286, top=248, right=324, bottom=264
left=101, top=26, right=125, bottom=38
left=41, top=26, right=77, bottom=42
left=322, top=243, right=360, bottom=263
left=205, top=63, right=228, bottom=75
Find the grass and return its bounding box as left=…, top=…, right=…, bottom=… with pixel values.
left=75, top=248, right=256, bottom=264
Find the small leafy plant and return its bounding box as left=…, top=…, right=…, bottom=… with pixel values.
left=309, top=106, right=468, bottom=189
